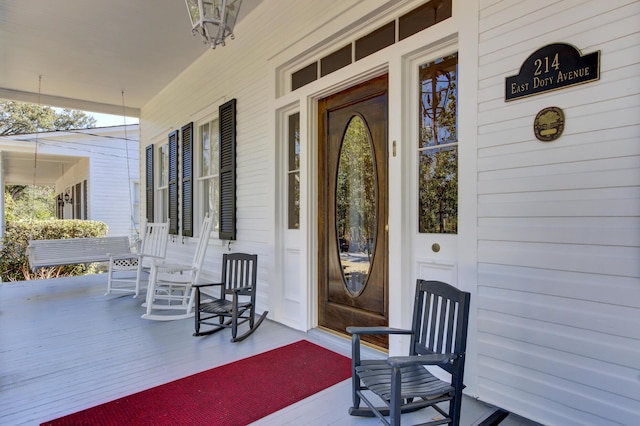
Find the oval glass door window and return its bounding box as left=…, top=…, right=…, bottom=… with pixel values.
left=336, top=115, right=377, bottom=296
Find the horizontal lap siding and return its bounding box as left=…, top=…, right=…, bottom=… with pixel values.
left=140, top=0, right=367, bottom=308
left=477, top=1, right=640, bottom=425
left=85, top=139, right=139, bottom=237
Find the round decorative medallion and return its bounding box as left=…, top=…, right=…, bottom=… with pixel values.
left=534, top=106, right=564, bottom=142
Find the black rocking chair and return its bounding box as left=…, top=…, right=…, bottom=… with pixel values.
left=193, top=253, right=268, bottom=342
left=347, top=279, right=471, bottom=426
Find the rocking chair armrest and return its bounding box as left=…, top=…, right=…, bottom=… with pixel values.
left=193, top=282, right=224, bottom=289
left=151, top=262, right=194, bottom=273
left=346, top=326, right=413, bottom=336
left=139, top=254, right=164, bottom=261
left=387, top=353, right=458, bottom=368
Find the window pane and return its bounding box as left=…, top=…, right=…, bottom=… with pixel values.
left=211, top=119, right=219, bottom=175
left=200, top=119, right=219, bottom=177
left=419, top=54, right=457, bottom=148
left=201, top=122, right=210, bottom=176
left=355, top=21, right=395, bottom=61
left=160, top=144, right=169, bottom=187
left=288, top=113, right=300, bottom=229
left=203, top=177, right=220, bottom=231
left=288, top=172, right=300, bottom=229
left=418, top=53, right=458, bottom=234
left=292, top=62, right=318, bottom=91
left=199, top=118, right=220, bottom=231
left=418, top=147, right=457, bottom=233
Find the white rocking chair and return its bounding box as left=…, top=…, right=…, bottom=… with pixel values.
left=141, top=214, right=213, bottom=321
left=106, top=222, right=169, bottom=297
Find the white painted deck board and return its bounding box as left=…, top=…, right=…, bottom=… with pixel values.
left=1, top=275, right=537, bottom=426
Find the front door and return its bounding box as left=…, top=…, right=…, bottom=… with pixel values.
left=318, top=75, right=389, bottom=348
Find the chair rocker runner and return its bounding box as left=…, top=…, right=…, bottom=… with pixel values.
left=348, top=279, right=471, bottom=426
left=194, top=253, right=268, bottom=342
left=141, top=214, right=213, bottom=321
left=105, top=222, right=169, bottom=297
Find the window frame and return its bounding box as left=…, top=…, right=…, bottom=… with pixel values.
left=156, top=142, right=169, bottom=224
left=195, top=115, right=221, bottom=238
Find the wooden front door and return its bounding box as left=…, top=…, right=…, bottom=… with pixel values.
left=318, top=75, right=389, bottom=348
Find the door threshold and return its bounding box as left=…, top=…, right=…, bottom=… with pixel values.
left=310, top=327, right=388, bottom=359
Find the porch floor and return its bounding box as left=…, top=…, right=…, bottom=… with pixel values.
left=1, top=274, right=539, bottom=426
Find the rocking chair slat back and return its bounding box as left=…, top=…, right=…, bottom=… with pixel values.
left=412, top=280, right=470, bottom=375
left=139, top=222, right=169, bottom=259
left=225, top=255, right=256, bottom=292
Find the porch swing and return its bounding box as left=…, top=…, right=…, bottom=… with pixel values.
left=26, top=88, right=138, bottom=272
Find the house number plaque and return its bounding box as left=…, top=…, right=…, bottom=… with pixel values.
left=505, top=43, right=600, bottom=101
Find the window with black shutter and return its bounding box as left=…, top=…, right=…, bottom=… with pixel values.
left=219, top=99, right=237, bottom=240
left=145, top=144, right=154, bottom=223
left=168, top=130, right=179, bottom=235
left=181, top=122, right=194, bottom=237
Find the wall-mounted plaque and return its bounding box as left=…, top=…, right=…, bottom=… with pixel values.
left=534, top=106, right=564, bottom=142
left=505, top=43, right=600, bottom=101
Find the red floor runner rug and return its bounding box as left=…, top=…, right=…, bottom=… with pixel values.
left=42, top=340, right=351, bottom=426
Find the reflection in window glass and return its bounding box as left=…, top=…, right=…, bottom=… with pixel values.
left=157, top=144, right=169, bottom=222
left=288, top=113, right=300, bottom=229
left=199, top=118, right=220, bottom=231
left=336, top=115, right=376, bottom=295
left=418, top=53, right=458, bottom=233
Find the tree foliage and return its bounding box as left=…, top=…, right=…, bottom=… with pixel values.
left=336, top=116, right=376, bottom=251
left=5, top=186, right=56, bottom=221
left=0, top=101, right=96, bottom=136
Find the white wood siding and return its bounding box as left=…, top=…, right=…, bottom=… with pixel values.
left=88, top=137, right=140, bottom=238
left=477, top=1, right=640, bottom=425
left=139, top=0, right=383, bottom=322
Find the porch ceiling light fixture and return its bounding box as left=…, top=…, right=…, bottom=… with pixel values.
left=185, top=0, right=243, bottom=49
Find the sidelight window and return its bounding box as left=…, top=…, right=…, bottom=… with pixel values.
left=287, top=112, right=300, bottom=229
left=417, top=53, right=458, bottom=234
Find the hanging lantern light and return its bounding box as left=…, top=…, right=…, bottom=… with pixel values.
left=185, top=0, right=243, bottom=49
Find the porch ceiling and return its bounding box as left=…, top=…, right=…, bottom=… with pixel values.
left=0, top=0, right=263, bottom=117
left=1, top=151, right=79, bottom=185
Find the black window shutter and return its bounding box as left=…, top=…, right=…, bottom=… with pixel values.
left=219, top=98, right=237, bottom=240
left=181, top=122, right=194, bottom=237
left=145, top=144, right=154, bottom=223
left=83, top=180, right=88, bottom=219
left=74, top=182, right=82, bottom=219
left=168, top=130, right=179, bottom=235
